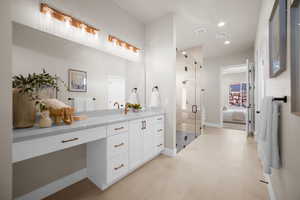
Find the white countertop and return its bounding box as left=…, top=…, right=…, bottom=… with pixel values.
left=13, top=109, right=165, bottom=143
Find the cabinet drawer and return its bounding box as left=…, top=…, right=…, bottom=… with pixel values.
left=154, top=115, right=164, bottom=124
left=13, top=126, right=107, bottom=163
left=108, top=132, right=128, bottom=158
left=155, top=134, right=164, bottom=146
left=155, top=134, right=164, bottom=153
left=107, top=122, right=129, bottom=137
left=155, top=127, right=164, bottom=135
left=108, top=153, right=128, bottom=182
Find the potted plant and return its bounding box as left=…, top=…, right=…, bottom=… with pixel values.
left=127, top=103, right=142, bottom=112
left=12, top=69, right=62, bottom=128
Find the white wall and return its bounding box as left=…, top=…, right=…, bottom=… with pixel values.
left=202, top=48, right=253, bottom=125
left=0, top=1, right=12, bottom=199
left=256, top=0, right=300, bottom=199
left=145, top=14, right=177, bottom=150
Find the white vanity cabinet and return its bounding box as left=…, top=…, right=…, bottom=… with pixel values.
left=88, top=115, right=165, bottom=190
left=87, top=122, right=130, bottom=189
left=13, top=112, right=165, bottom=199
left=129, top=116, right=164, bottom=170
left=128, top=119, right=144, bottom=170
left=154, top=116, right=165, bottom=154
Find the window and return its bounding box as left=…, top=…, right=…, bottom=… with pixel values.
left=229, top=83, right=247, bottom=107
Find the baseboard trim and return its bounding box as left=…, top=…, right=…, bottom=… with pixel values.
left=204, top=122, right=222, bottom=128
left=163, top=148, right=177, bottom=157
left=266, top=174, right=277, bottom=200
left=15, top=168, right=87, bottom=200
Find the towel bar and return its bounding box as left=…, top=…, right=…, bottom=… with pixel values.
left=68, top=97, right=96, bottom=101
left=272, top=96, right=287, bottom=103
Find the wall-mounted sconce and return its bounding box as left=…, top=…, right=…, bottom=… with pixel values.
left=40, top=3, right=99, bottom=35
left=108, top=35, right=140, bottom=54
left=150, top=86, right=161, bottom=107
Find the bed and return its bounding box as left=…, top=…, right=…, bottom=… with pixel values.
left=223, top=107, right=246, bottom=124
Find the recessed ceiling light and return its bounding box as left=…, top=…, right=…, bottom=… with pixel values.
left=224, top=40, right=231, bottom=45
left=182, top=51, right=187, bottom=55
left=218, top=21, right=226, bottom=27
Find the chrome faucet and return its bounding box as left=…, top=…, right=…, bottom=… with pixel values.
left=113, top=102, right=120, bottom=109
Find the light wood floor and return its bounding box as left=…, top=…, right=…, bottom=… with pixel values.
left=44, top=127, right=269, bottom=200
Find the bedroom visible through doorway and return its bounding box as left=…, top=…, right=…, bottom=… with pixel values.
left=220, top=64, right=248, bottom=131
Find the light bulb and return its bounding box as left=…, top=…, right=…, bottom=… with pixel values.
left=80, top=24, right=87, bottom=33
left=64, top=16, right=72, bottom=28
left=112, top=38, right=118, bottom=47
left=224, top=40, right=231, bottom=45
left=218, top=21, right=226, bottom=27
left=94, top=31, right=98, bottom=39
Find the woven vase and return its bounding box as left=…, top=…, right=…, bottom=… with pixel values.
left=13, top=89, right=36, bottom=128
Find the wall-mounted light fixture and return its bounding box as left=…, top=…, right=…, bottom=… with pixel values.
left=40, top=3, right=99, bottom=35
left=108, top=35, right=140, bottom=53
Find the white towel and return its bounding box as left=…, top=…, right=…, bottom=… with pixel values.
left=150, top=89, right=161, bottom=107
left=258, top=97, right=281, bottom=174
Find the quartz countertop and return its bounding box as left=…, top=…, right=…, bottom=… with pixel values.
left=13, top=109, right=165, bottom=143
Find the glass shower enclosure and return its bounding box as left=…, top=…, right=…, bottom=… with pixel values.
left=176, top=51, right=202, bottom=152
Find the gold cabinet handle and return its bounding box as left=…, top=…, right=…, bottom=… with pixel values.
left=157, top=144, right=163, bottom=147
left=114, top=164, right=124, bottom=170
left=114, top=126, right=124, bottom=131
left=157, top=129, right=163, bottom=132
left=114, top=142, right=125, bottom=148
left=157, top=118, right=163, bottom=120
left=61, top=138, right=79, bottom=143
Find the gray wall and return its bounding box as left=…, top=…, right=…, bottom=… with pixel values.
left=256, top=0, right=300, bottom=199
left=0, top=0, right=12, bottom=199
left=202, top=48, right=253, bottom=125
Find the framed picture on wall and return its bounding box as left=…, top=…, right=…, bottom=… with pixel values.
left=291, top=0, right=300, bottom=116
left=68, top=69, right=87, bottom=92
left=269, top=0, right=287, bottom=78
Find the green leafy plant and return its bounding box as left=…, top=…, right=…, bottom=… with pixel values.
left=12, top=69, right=65, bottom=112
left=127, top=103, right=142, bottom=110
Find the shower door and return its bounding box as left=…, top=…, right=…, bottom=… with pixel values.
left=176, top=52, right=202, bottom=152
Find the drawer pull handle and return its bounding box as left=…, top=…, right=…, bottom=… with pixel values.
left=157, top=118, right=163, bottom=120
left=157, top=129, right=163, bottom=132
left=61, top=138, right=79, bottom=143
left=114, top=126, right=124, bottom=131
left=157, top=144, right=163, bottom=147
left=114, top=142, right=125, bottom=148
left=114, top=164, right=124, bottom=170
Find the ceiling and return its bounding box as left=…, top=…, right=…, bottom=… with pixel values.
left=113, top=0, right=262, bottom=58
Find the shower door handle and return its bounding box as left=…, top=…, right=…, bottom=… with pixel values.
left=192, top=105, right=197, bottom=113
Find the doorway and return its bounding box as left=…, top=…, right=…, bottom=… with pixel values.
left=219, top=60, right=255, bottom=136
left=176, top=51, right=202, bottom=152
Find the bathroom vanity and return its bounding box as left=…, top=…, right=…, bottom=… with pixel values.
left=13, top=110, right=165, bottom=191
